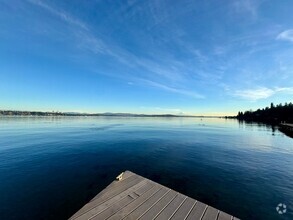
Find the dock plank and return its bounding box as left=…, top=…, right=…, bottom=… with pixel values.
left=69, top=171, right=239, bottom=220
left=186, top=201, right=207, bottom=220
left=72, top=178, right=146, bottom=220
left=71, top=173, right=140, bottom=219
left=73, top=179, right=148, bottom=220
left=139, top=190, right=177, bottom=220
left=202, top=206, right=219, bottom=220
left=218, top=211, right=232, bottom=220
left=90, top=171, right=135, bottom=202
left=123, top=188, right=170, bottom=220
left=170, top=197, right=196, bottom=220
left=155, top=194, right=186, bottom=219
left=91, top=182, right=155, bottom=220
left=107, top=184, right=162, bottom=220
left=91, top=173, right=142, bottom=203
left=91, top=195, right=135, bottom=220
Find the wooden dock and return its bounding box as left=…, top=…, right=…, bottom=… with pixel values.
left=280, top=123, right=293, bottom=130
left=69, top=171, right=239, bottom=220
left=279, top=123, right=293, bottom=138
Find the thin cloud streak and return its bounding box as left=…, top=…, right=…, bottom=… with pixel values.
left=26, top=0, right=189, bottom=92
left=27, top=0, right=125, bottom=61
left=141, top=79, right=204, bottom=99
left=27, top=0, right=88, bottom=30
left=275, top=87, right=293, bottom=93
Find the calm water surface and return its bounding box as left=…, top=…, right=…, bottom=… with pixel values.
left=0, top=117, right=292, bottom=220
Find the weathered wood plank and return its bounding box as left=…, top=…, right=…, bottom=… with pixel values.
left=202, top=206, right=219, bottom=220
left=154, top=194, right=186, bottom=220
left=107, top=184, right=162, bottom=220
left=170, top=197, right=196, bottom=220
left=71, top=178, right=146, bottom=220
left=217, top=211, right=232, bottom=220
left=71, top=172, right=139, bottom=219
left=91, top=172, right=140, bottom=202
left=123, top=188, right=170, bottom=220
left=90, top=171, right=135, bottom=202
left=91, top=182, right=155, bottom=220
left=139, top=190, right=177, bottom=220
left=134, top=181, right=155, bottom=196
left=186, top=201, right=207, bottom=220
left=91, top=195, right=135, bottom=220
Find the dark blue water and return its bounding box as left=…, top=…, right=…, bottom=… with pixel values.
left=0, top=117, right=292, bottom=220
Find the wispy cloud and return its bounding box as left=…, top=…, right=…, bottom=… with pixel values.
left=234, top=87, right=293, bottom=101
left=27, top=0, right=190, bottom=84
left=23, top=0, right=292, bottom=105
left=234, top=87, right=274, bottom=101
left=231, top=0, right=263, bottom=18
left=276, top=29, right=293, bottom=42
left=275, top=87, right=293, bottom=93
left=27, top=0, right=124, bottom=61
left=141, top=79, right=204, bottom=99
left=27, top=0, right=88, bottom=30
left=189, top=49, right=208, bottom=63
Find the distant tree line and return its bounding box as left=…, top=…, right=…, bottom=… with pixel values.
left=237, top=102, right=293, bottom=124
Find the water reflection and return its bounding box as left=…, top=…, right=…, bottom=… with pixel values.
left=237, top=119, right=281, bottom=136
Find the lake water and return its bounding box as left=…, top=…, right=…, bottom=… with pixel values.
left=0, top=116, right=292, bottom=220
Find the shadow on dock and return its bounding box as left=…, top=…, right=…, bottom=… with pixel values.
left=279, top=123, right=293, bottom=138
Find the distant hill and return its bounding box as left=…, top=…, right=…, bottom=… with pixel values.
left=0, top=110, right=181, bottom=117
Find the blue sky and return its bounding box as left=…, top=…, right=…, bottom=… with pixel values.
left=0, top=0, right=293, bottom=115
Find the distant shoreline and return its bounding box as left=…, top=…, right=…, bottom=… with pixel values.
left=0, top=110, right=226, bottom=118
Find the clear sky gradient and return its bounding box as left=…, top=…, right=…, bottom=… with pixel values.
left=1, top=0, right=293, bottom=115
